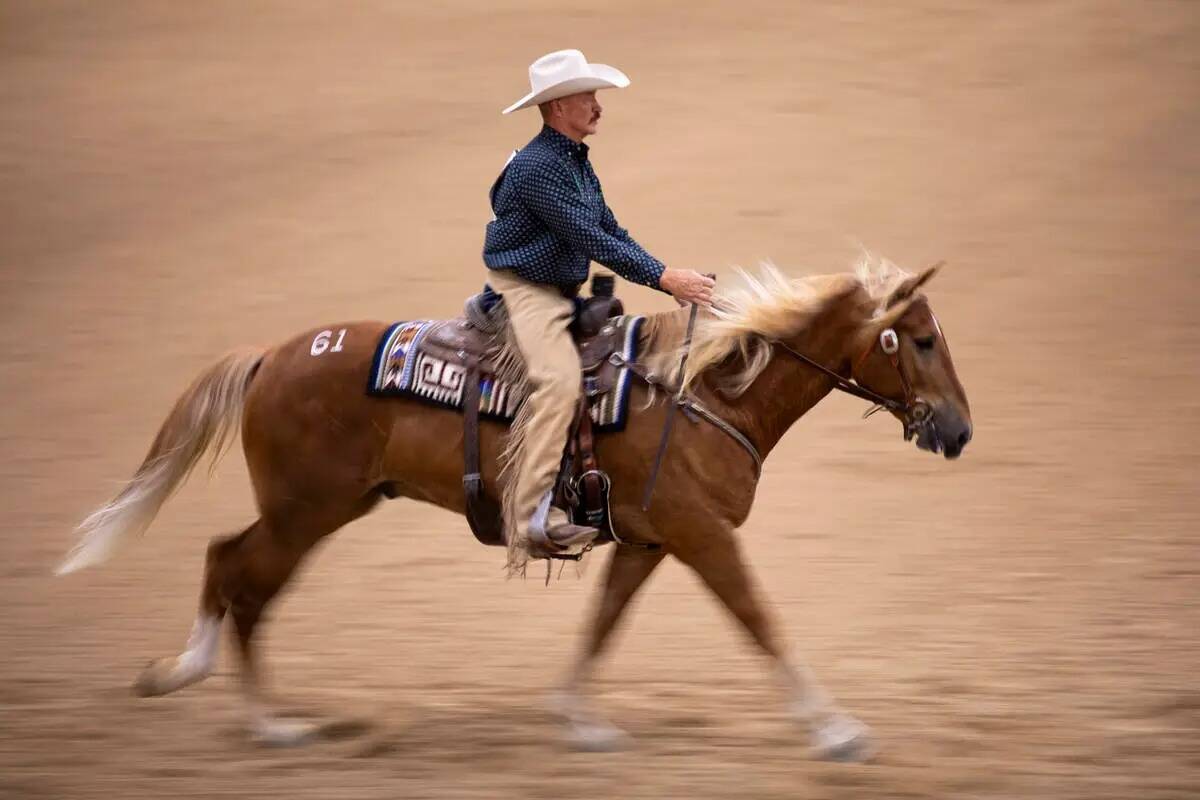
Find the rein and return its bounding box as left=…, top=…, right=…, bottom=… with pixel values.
left=620, top=322, right=933, bottom=489
left=771, top=331, right=933, bottom=441
left=769, top=340, right=904, bottom=413
left=613, top=353, right=764, bottom=478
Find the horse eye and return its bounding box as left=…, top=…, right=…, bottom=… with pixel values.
left=914, top=335, right=936, bottom=351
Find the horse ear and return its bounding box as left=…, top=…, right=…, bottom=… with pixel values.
left=886, top=261, right=944, bottom=308
left=873, top=295, right=919, bottom=332
left=856, top=295, right=919, bottom=358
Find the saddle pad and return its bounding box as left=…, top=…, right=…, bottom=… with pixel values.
left=367, top=316, right=646, bottom=433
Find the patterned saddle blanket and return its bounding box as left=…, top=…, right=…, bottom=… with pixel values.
left=367, top=313, right=646, bottom=433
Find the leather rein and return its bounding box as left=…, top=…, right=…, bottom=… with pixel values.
left=619, top=325, right=931, bottom=480
left=772, top=329, right=932, bottom=439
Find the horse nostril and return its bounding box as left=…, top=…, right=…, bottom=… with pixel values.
left=957, top=428, right=972, bottom=448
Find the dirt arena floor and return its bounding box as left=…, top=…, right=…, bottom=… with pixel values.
left=2, top=1, right=1198, bottom=797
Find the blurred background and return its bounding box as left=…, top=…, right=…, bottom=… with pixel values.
left=1, top=1, right=1197, bottom=797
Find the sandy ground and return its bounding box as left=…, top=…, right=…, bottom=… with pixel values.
left=2, top=1, right=1198, bottom=797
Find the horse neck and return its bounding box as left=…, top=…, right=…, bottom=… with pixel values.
left=702, top=290, right=870, bottom=459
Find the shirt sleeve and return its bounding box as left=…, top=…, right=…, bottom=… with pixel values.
left=513, top=161, right=666, bottom=291
left=599, top=196, right=631, bottom=239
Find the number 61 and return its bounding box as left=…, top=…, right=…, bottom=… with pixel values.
left=311, top=329, right=347, bottom=356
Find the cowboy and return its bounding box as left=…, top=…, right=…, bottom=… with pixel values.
left=483, top=49, right=715, bottom=564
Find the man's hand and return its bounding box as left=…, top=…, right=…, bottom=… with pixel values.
left=660, top=268, right=716, bottom=307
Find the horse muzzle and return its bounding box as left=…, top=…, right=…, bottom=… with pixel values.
left=910, top=405, right=972, bottom=460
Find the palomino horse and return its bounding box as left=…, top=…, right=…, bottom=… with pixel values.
left=57, top=259, right=971, bottom=760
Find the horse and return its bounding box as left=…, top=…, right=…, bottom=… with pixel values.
left=56, top=257, right=971, bottom=760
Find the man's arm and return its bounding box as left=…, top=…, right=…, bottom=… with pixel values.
left=597, top=188, right=716, bottom=306
left=599, top=196, right=631, bottom=240
left=515, top=162, right=666, bottom=290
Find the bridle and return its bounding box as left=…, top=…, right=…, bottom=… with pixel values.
left=626, top=309, right=938, bottom=494
left=770, top=325, right=934, bottom=443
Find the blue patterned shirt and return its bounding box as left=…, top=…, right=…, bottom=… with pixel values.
left=482, top=125, right=666, bottom=291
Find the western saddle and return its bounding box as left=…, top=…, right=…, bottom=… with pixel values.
left=416, top=274, right=632, bottom=559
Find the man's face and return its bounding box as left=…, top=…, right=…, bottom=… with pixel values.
left=552, top=91, right=602, bottom=139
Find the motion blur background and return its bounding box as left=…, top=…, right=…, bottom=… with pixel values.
left=2, top=1, right=1197, bottom=797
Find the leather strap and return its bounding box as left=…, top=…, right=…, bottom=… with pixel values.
left=575, top=399, right=599, bottom=473
left=461, top=361, right=504, bottom=546
left=613, top=353, right=764, bottom=482
left=678, top=396, right=763, bottom=477
left=572, top=397, right=607, bottom=526
left=770, top=340, right=905, bottom=412
left=463, top=361, right=481, bottom=493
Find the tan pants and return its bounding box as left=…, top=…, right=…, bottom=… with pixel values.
left=488, top=269, right=581, bottom=544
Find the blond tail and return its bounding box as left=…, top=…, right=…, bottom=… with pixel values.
left=56, top=349, right=264, bottom=576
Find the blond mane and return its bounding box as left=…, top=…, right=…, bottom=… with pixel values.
left=670, top=254, right=910, bottom=396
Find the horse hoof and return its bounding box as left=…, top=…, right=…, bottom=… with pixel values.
left=567, top=720, right=630, bottom=753
left=252, top=717, right=318, bottom=747
left=132, top=658, right=172, bottom=697
left=545, top=689, right=575, bottom=716
left=132, top=657, right=207, bottom=697
left=811, top=715, right=874, bottom=763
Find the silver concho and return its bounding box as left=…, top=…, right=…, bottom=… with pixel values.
left=879, top=328, right=900, bottom=355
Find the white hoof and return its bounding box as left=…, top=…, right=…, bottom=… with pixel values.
left=811, top=714, right=874, bottom=762
left=133, top=615, right=220, bottom=697
left=252, top=716, right=318, bottom=747
left=548, top=688, right=631, bottom=752
left=545, top=688, right=576, bottom=717
left=567, top=719, right=630, bottom=752
left=132, top=656, right=211, bottom=697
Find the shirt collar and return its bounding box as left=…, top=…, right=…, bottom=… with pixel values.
left=539, top=125, right=589, bottom=160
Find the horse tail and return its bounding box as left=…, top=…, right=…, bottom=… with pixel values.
left=56, top=349, right=265, bottom=575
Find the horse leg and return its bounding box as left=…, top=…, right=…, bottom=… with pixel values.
left=673, top=530, right=873, bottom=762
left=218, top=515, right=327, bottom=745
left=132, top=525, right=254, bottom=698
left=552, top=545, right=665, bottom=751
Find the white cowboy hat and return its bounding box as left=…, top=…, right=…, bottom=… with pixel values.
left=502, top=49, right=630, bottom=115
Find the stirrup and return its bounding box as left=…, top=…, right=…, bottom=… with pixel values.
left=525, top=491, right=597, bottom=560
left=528, top=521, right=599, bottom=559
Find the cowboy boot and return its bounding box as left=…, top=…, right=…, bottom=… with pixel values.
left=527, top=492, right=598, bottom=558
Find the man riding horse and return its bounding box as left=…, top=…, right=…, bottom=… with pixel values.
left=483, top=50, right=715, bottom=564
left=56, top=49, right=972, bottom=757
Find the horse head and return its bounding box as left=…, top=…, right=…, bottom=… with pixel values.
left=850, top=263, right=973, bottom=459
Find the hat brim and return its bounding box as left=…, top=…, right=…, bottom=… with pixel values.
left=501, top=64, right=630, bottom=115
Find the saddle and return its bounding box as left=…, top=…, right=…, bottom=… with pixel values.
left=421, top=275, right=629, bottom=555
